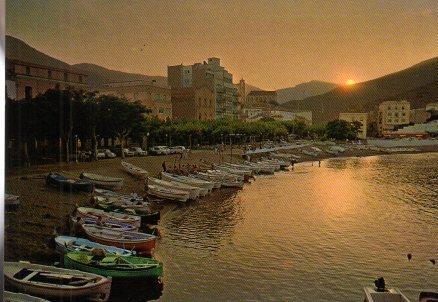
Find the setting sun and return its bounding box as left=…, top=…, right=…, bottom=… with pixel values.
left=346, top=79, right=356, bottom=86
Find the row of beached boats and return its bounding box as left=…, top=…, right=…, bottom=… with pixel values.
left=144, top=158, right=291, bottom=202
left=4, top=157, right=293, bottom=301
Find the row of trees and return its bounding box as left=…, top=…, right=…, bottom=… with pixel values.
left=6, top=87, right=362, bottom=167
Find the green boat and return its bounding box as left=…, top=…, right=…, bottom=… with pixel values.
left=64, top=252, right=163, bottom=279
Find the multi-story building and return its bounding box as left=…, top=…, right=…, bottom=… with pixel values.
left=271, top=110, right=313, bottom=125
left=98, top=80, right=172, bottom=120
left=246, top=90, right=277, bottom=109
left=339, top=112, right=368, bottom=139
left=236, top=79, right=246, bottom=119
left=6, top=59, right=88, bottom=100
left=171, top=87, right=215, bottom=120
left=378, top=100, right=410, bottom=134
left=168, top=57, right=238, bottom=119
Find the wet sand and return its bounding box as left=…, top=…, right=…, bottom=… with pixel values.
left=4, top=145, right=438, bottom=263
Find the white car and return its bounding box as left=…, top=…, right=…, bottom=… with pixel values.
left=169, top=146, right=186, bottom=154
left=104, top=149, right=116, bottom=158
left=130, top=147, right=147, bottom=156
left=150, top=146, right=170, bottom=155
left=96, top=149, right=106, bottom=159
left=123, top=148, right=135, bottom=157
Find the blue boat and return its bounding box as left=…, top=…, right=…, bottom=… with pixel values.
left=55, top=235, right=135, bottom=256
left=46, top=172, right=94, bottom=193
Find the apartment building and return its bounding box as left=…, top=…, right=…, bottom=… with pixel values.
left=378, top=100, right=410, bottom=134
left=6, top=59, right=88, bottom=100
left=98, top=80, right=172, bottom=120
left=339, top=112, right=368, bottom=139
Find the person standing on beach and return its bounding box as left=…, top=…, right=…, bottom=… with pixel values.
left=162, top=161, right=167, bottom=172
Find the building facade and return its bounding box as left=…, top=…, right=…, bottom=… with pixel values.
left=378, top=100, right=410, bottom=134
left=98, top=81, right=172, bottom=120
left=168, top=58, right=238, bottom=119
left=6, top=59, right=88, bottom=100
left=171, top=87, right=215, bottom=120
left=339, top=112, right=368, bottom=139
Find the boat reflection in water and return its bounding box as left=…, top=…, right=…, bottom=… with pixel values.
left=109, top=277, right=164, bottom=302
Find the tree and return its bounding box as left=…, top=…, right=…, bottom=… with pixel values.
left=326, top=119, right=359, bottom=140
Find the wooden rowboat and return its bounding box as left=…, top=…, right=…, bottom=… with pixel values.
left=55, top=236, right=135, bottom=256
left=146, top=184, right=190, bottom=203
left=4, top=262, right=112, bottom=302
left=121, top=161, right=148, bottom=179
left=82, top=225, right=157, bottom=254
left=148, top=177, right=201, bottom=199
left=161, top=172, right=214, bottom=191
left=46, top=172, right=94, bottom=193
left=64, top=252, right=163, bottom=279
left=4, top=291, right=50, bottom=302
left=71, top=215, right=137, bottom=231
left=76, top=207, right=141, bottom=229
left=80, top=172, right=123, bottom=190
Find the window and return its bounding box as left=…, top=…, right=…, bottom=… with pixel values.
left=26, top=66, right=31, bottom=75
left=64, top=72, right=68, bottom=82
left=25, top=86, right=33, bottom=100
left=48, top=70, right=52, bottom=79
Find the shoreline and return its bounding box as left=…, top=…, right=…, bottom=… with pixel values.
left=4, top=144, right=438, bottom=263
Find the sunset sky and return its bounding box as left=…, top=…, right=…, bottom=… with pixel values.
left=6, top=0, right=438, bottom=90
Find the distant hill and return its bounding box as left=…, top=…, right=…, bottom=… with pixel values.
left=282, top=57, right=438, bottom=123
left=72, top=63, right=168, bottom=88
left=6, top=35, right=166, bottom=88
left=276, top=81, right=338, bottom=104
left=6, top=35, right=71, bottom=70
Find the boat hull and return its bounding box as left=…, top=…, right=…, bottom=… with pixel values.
left=64, top=253, right=163, bottom=279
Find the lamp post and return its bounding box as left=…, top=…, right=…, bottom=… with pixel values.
left=74, top=135, right=78, bottom=163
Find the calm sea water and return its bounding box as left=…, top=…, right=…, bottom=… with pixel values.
left=124, top=153, right=438, bottom=301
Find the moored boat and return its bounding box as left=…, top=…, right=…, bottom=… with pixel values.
left=146, top=184, right=190, bottom=203
left=161, top=172, right=214, bottom=191
left=94, top=202, right=161, bottom=226
left=363, top=278, right=411, bottom=302
left=5, top=193, right=20, bottom=211
left=148, top=177, right=201, bottom=199
left=4, top=291, right=50, bottom=302
left=76, top=207, right=141, bottom=229
left=121, top=161, right=149, bottom=179
left=80, top=172, right=123, bottom=190
left=55, top=235, right=135, bottom=256
left=46, top=172, right=94, bottom=193
left=4, top=261, right=112, bottom=302
left=64, top=251, right=163, bottom=279
left=82, top=225, right=157, bottom=254
left=71, top=215, right=137, bottom=231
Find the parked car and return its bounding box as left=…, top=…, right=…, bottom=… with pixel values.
left=169, top=146, right=186, bottom=154
left=96, top=149, right=106, bottom=159
left=129, top=147, right=147, bottom=156
left=123, top=148, right=135, bottom=157
left=104, top=149, right=116, bottom=158
left=149, top=146, right=170, bottom=155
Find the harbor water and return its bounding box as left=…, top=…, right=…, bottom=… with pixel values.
left=126, top=153, right=437, bottom=301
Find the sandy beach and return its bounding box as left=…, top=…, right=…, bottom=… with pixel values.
left=5, top=143, right=438, bottom=263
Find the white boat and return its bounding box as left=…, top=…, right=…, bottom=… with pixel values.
left=363, top=286, right=411, bottom=302
left=216, top=165, right=252, bottom=177
left=5, top=194, right=20, bottom=210
left=121, top=161, right=148, bottom=179
left=203, top=171, right=244, bottom=187
left=4, top=291, right=50, bottom=302
left=4, top=262, right=112, bottom=302
left=80, top=172, right=123, bottom=189
left=302, top=150, right=319, bottom=157
left=207, top=169, right=245, bottom=181
left=244, top=162, right=275, bottom=174
left=147, top=184, right=190, bottom=202
left=189, top=174, right=221, bottom=189
left=161, top=172, right=214, bottom=191
left=148, top=177, right=201, bottom=199
left=224, top=163, right=261, bottom=174
left=76, top=207, right=141, bottom=228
